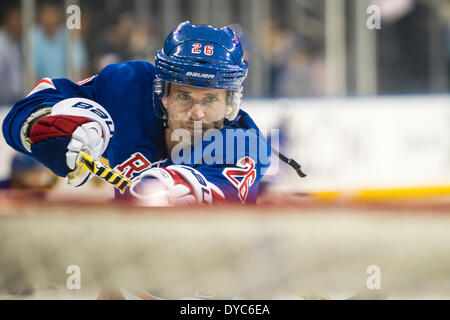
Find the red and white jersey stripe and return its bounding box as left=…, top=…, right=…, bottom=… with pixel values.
left=76, top=75, right=96, bottom=85
left=26, top=78, right=56, bottom=97
left=26, top=75, right=97, bottom=98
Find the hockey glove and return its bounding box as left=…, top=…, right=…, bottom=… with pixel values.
left=28, top=98, right=114, bottom=185
left=130, top=165, right=213, bottom=206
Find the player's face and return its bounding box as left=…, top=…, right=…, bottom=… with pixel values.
left=162, top=83, right=232, bottom=135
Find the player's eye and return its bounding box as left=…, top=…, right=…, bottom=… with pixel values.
left=204, top=96, right=217, bottom=103
left=178, top=93, right=190, bottom=100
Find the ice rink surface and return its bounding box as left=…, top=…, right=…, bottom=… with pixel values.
left=1, top=193, right=449, bottom=300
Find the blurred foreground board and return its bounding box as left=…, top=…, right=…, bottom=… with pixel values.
left=0, top=201, right=449, bottom=299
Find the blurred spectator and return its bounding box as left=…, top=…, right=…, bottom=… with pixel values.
left=0, top=4, right=22, bottom=104
left=258, top=18, right=326, bottom=97
left=259, top=20, right=298, bottom=96
left=376, top=0, right=432, bottom=93
left=275, top=40, right=326, bottom=97
left=91, top=11, right=135, bottom=73
left=0, top=153, right=57, bottom=191
left=447, top=19, right=450, bottom=80
left=129, top=18, right=159, bottom=62
left=30, top=2, right=87, bottom=80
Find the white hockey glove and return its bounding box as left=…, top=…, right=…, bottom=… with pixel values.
left=27, top=98, right=114, bottom=186
left=130, top=165, right=213, bottom=206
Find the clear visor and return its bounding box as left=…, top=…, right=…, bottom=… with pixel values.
left=162, top=81, right=233, bottom=117
left=154, top=79, right=242, bottom=125
left=164, top=92, right=229, bottom=123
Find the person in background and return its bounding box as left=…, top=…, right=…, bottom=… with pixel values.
left=275, top=39, right=326, bottom=97
left=0, top=4, right=22, bottom=104
left=30, top=2, right=87, bottom=80
left=0, top=153, right=57, bottom=191
left=447, top=20, right=450, bottom=81
left=91, top=11, right=135, bottom=73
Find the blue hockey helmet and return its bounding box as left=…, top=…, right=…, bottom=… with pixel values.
left=154, top=21, right=248, bottom=121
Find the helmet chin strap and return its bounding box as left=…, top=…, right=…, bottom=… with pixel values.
left=158, top=99, right=170, bottom=128
left=211, top=120, right=224, bottom=129
left=227, top=122, right=306, bottom=179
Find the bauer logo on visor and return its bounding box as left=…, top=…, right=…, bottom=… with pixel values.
left=185, top=72, right=215, bottom=79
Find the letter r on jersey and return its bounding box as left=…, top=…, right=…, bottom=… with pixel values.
left=115, top=152, right=152, bottom=180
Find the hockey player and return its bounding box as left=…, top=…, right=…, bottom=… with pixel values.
left=2, top=21, right=272, bottom=205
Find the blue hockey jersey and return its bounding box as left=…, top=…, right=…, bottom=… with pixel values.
left=2, top=61, right=271, bottom=203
